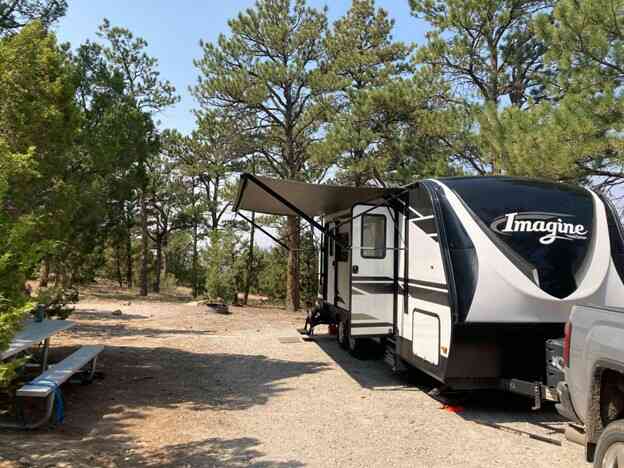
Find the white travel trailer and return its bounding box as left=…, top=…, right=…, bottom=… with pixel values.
left=234, top=174, right=624, bottom=404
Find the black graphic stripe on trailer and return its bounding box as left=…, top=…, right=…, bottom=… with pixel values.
left=351, top=282, right=395, bottom=295
left=411, top=216, right=437, bottom=235
left=399, top=284, right=449, bottom=306
left=398, top=278, right=448, bottom=290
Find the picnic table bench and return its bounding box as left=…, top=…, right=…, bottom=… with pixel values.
left=0, top=319, right=104, bottom=429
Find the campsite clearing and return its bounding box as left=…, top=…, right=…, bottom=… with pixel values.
left=1, top=286, right=586, bottom=467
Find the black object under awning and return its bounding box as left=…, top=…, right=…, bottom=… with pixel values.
left=234, top=173, right=397, bottom=218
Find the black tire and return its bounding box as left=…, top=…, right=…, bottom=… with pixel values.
left=337, top=319, right=349, bottom=349
left=594, top=419, right=624, bottom=468
left=348, top=335, right=366, bottom=359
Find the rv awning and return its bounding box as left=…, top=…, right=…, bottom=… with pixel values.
left=234, top=173, right=397, bottom=217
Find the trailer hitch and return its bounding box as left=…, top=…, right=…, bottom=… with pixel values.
left=500, top=379, right=559, bottom=410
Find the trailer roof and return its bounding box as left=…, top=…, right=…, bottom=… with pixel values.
left=234, top=173, right=398, bottom=217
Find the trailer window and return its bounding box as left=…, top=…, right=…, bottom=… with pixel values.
left=362, top=214, right=386, bottom=259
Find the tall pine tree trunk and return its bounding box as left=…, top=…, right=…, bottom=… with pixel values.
left=139, top=193, right=149, bottom=296
left=55, top=265, right=64, bottom=288
left=286, top=215, right=300, bottom=312
left=126, top=231, right=133, bottom=289
left=162, top=236, right=168, bottom=277
left=63, top=269, right=72, bottom=289
left=192, top=219, right=199, bottom=298
left=115, top=243, right=123, bottom=288
left=154, top=237, right=162, bottom=293
left=126, top=210, right=133, bottom=289
left=284, top=123, right=301, bottom=312
left=243, top=211, right=256, bottom=306
left=40, top=258, right=50, bottom=287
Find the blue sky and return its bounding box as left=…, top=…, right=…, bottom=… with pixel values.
left=56, top=0, right=430, bottom=135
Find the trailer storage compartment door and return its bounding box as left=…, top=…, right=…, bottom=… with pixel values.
left=412, top=310, right=440, bottom=365
left=350, top=205, right=395, bottom=337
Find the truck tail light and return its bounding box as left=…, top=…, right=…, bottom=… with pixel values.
left=563, top=321, right=572, bottom=368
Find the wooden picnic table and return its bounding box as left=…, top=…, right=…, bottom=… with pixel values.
left=0, top=319, right=74, bottom=370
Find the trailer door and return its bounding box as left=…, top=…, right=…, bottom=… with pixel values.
left=335, top=222, right=351, bottom=310
left=350, top=205, right=395, bottom=336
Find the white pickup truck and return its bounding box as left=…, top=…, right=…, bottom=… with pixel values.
left=556, top=304, right=624, bottom=467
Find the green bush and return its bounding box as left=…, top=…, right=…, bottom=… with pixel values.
left=204, top=228, right=240, bottom=304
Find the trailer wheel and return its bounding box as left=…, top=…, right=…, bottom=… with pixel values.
left=337, top=319, right=349, bottom=349
left=594, top=419, right=624, bottom=468
left=348, top=335, right=364, bottom=358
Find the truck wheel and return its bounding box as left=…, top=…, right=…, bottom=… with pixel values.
left=594, top=419, right=624, bottom=468
left=337, top=319, right=349, bottom=350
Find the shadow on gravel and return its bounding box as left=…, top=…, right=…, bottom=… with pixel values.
left=144, top=437, right=304, bottom=467
left=72, top=308, right=211, bottom=340
left=311, top=334, right=568, bottom=429
left=68, top=321, right=215, bottom=339
left=2, top=344, right=325, bottom=466
left=60, top=344, right=329, bottom=413
left=454, top=391, right=567, bottom=425
left=82, top=288, right=192, bottom=304
left=2, top=435, right=304, bottom=467
left=311, top=335, right=407, bottom=390
left=73, top=309, right=149, bottom=322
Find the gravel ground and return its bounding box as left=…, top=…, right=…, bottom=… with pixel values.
left=0, top=287, right=588, bottom=467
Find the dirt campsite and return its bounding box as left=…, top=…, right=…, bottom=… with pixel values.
left=0, top=284, right=586, bottom=468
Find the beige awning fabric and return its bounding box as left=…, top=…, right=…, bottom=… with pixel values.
left=234, top=173, right=397, bottom=217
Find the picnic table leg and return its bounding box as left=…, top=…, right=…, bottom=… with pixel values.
left=15, top=399, right=25, bottom=425
left=87, top=356, right=99, bottom=382
left=75, top=356, right=99, bottom=384
left=41, top=338, right=50, bottom=371
left=0, top=394, right=54, bottom=430
left=26, top=393, right=56, bottom=429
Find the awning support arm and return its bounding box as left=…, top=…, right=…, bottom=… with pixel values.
left=245, top=175, right=326, bottom=233
left=237, top=211, right=290, bottom=251
left=238, top=174, right=351, bottom=251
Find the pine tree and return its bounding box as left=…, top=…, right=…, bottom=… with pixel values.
left=96, top=20, right=178, bottom=296
left=193, top=0, right=334, bottom=311
left=533, top=0, right=624, bottom=187
left=0, top=0, right=67, bottom=36
left=411, top=0, right=554, bottom=174
left=321, top=0, right=412, bottom=186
